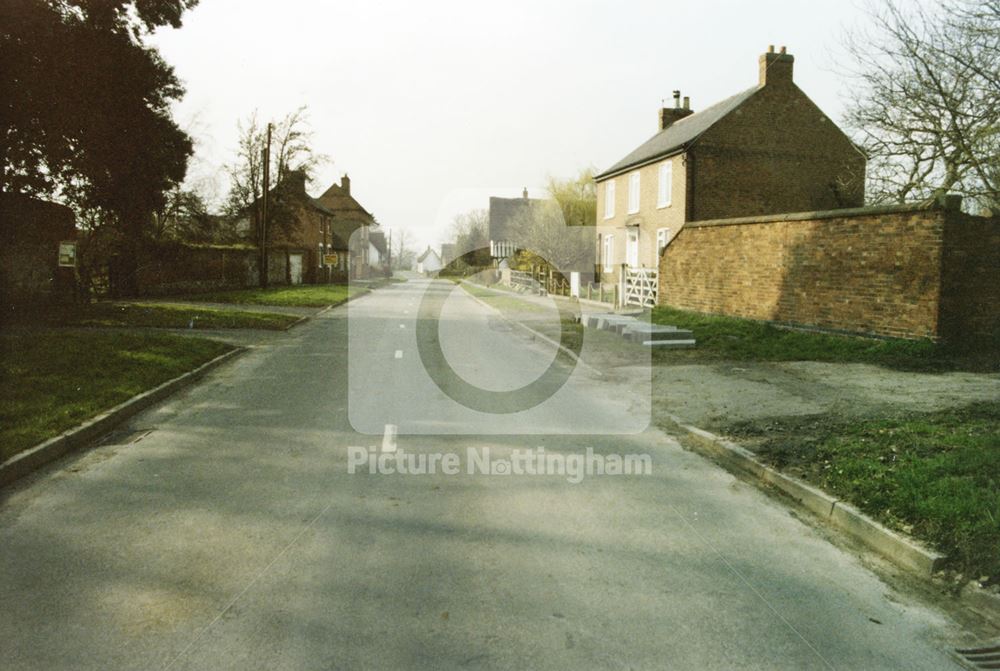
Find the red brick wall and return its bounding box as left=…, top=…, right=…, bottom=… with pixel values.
left=939, top=213, right=1000, bottom=342
left=136, top=242, right=261, bottom=296
left=690, top=83, right=866, bottom=221
left=659, top=204, right=951, bottom=339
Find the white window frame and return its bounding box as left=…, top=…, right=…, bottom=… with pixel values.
left=603, top=234, right=614, bottom=273
left=656, top=228, right=670, bottom=256
left=658, top=160, right=673, bottom=208
left=604, top=180, right=616, bottom=219
left=628, top=171, right=641, bottom=214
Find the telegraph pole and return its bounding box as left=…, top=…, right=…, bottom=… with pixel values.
left=259, top=122, right=272, bottom=288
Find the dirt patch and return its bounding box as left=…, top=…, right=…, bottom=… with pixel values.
left=653, top=360, right=1000, bottom=430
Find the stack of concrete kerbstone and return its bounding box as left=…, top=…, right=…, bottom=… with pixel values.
left=583, top=313, right=696, bottom=348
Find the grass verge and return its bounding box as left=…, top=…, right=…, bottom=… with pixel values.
left=650, top=306, right=998, bottom=372
left=0, top=331, right=232, bottom=462
left=176, top=284, right=365, bottom=308
left=72, top=302, right=299, bottom=330
left=724, top=403, right=1000, bottom=581
left=458, top=282, right=586, bottom=361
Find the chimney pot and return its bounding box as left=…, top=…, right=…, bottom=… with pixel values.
left=768, top=44, right=775, bottom=53
left=659, top=98, right=695, bottom=131
left=341, top=173, right=350, bottom=195
left=759, top=46, right=794, bottom=87
left=522, top=187, right=528, bottom=199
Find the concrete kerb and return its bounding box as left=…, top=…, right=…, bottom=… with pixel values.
left=280, top=287, right=375, bottom=329
left=0, top=347, right=246, bottom=488
left=668, top=414, right=947, bottom=576
left=458, top=280, right=602, bottom=378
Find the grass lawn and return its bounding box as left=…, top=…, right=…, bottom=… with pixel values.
left=460, top=282, right=550, bottom=314
left=459, top=282, right=586, bottom=359
left=0, top=331, right=232, bottom=462
left=71, top=302, right=300, bottom=330
left=650, top=306, right=998, bottom=372
left=176, top=284, right=366, bottom=308
left=724, top=403, right=1000, bottom=581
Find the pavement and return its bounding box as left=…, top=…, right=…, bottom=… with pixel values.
left=0, top=279, right=976, bottom=670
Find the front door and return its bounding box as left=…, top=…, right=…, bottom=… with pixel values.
left=626, top=228, right=639, bottom=268
left=289, top=253, right=303, bottom=285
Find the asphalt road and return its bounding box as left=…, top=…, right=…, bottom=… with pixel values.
left=0, top=280, right=969, bottom=670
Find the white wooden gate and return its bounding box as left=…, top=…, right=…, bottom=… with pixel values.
left=621, top=266, right=658, bottom=308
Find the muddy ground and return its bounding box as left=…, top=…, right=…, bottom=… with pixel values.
left=652, top=361, right=1000, bottom=431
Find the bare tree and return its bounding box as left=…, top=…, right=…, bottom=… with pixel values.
left=224, top=110, right=266, bottom=219
left=223, top=106, right=327, bottom=239
left=449, top=209, right=489, bottom=256
left=151, top=186, right=210, bottom=241
left=508, top=199, right=591, bottom=272
left=391, top=229, right=416, bottom=270
left=842, top=0, right=1000, bottom=210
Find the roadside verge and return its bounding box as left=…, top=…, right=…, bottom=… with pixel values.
left=666, top=416, right=1000, bottom=623
left=664, top=413, right=947, bottom=576
left=457, top=280, right=599, bottom=376
left=0, top=347, right=245, bottom=488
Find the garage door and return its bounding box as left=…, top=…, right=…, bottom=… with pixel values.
left=289, top=253, right=303, bottom=285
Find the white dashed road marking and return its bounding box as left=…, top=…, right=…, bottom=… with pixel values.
left=382, top=424, right=398, bottom=453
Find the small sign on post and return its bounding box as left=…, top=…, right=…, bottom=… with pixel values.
left=324, top=252, right=340, bottom=266
left=57, top=241, right=77, bottom=267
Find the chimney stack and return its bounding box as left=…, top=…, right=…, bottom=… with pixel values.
left=522, top=187, right=529, bottom=199
left=659, top=90, right=694, bottom=131
left=341, top=173, right=351, bottom=195
left=284, top=169, right=307, bottom=193
left=759, top=44, right=794, bottom=87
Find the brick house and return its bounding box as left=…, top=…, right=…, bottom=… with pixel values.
left=265, top=170, right=347, bottom=284
left=594, top=46, right=866, bottom=283
left=315, top=174, right=381, bottom=279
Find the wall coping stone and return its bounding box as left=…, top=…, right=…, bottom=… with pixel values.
left=683, top=196, right=958, bottom=230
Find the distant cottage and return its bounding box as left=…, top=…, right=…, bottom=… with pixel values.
left=488, top=188, right=542, bottom=261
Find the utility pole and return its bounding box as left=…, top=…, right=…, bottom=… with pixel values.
left=259, top=122, right=272, bottom=288
left=387, top=229, right=392, bottom=273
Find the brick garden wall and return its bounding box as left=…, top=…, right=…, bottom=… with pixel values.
left=939, top=213, right=1000, bottom=342
left=135, top=243, right=274, bottom=296
left=657, top=202, right=981, bottom=340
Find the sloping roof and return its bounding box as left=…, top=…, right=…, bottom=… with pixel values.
left=596, top=86, right=759, bottom=180
left=489, top=196, right=542, bottom=241
left=328, top=229, right=348, bottom=249
left=306, top=196, right=336, bottom=217
left=417, top=246, right=440, bottom=263
left=369, top=230, right=387, bottom=254
left=316, top=182, right=375, bottom=223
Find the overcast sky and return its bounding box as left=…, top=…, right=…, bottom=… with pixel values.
left=151, top=0, right=870, bottom=252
